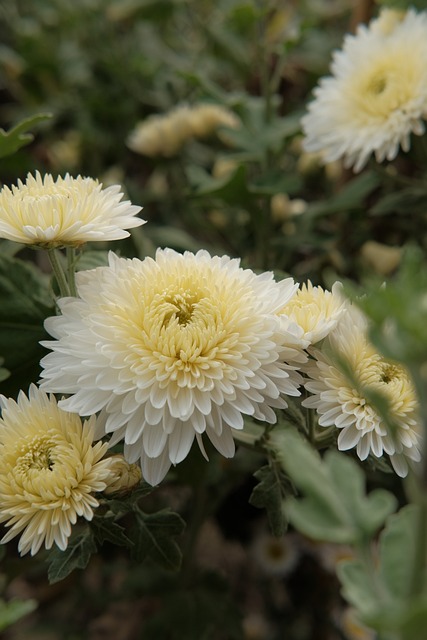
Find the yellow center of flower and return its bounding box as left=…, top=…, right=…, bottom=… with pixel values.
left=349, top=47, right=422, bottom=122
left=102, top=258, right=263, bottom=391
left=367, top=74, right=387, bottom=96
left=351, top=353, right=417, bottom=422
left=379, top=362, right=400, bottom=384
left=15, top=435, right=55, bottom=474
left=163, top=290, right=199, bottom=327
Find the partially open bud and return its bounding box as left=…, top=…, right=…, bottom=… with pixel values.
left=103, top=454, right=142, bottom=495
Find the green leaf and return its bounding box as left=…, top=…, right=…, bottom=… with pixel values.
left=378, top=504, right=420, bottom=601
left=223, top=111, right=303, bottom=160
left=188, top=164, right=254, bottom=209
left=0, top=113, right=52, bottom=159
left=326, top=452, right=397, bottom=537
left=47, top=528, right=97, bottom=584
left=272, top=427, right=354, bottom=541
left=0, top=598, right=38, bottom=631
left=0, top=255, right=55, bottom=397
left=337, top=559, right=382, bottom=617
left=271, top=426, right=396, bottom=543
left=249, top=463, right=289, bottom=536
left=130, top=508, right=185, bottom=571
left=90, top=516, right=133, bottom=548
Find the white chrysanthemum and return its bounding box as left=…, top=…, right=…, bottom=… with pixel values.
left=0, top=385, right=115, bottom=556
left=40, top=249, right=308, bottom=485
left=302, top=9, right=427, bottom=171
left=0, top=171, right=144, bottom=247
left=278, top=281, right=346, bottom=345
left=302, top=306, right=421, bottom=476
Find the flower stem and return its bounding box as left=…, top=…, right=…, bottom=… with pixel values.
left=66, top=247, right=78, bottom=297
left=47, top=248, right=70, bottom=298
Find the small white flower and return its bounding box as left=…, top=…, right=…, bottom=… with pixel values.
left=302, top=9, right=427, bottom=171
left=40, top=249, right=307, bottom=485
left=0, top=171, right=144, bottom=247
left=279, top=281, right=346, bottom=346
left=302, top=305, right=421, bottom=476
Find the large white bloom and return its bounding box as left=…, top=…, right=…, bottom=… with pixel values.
left=0, top=171, right=144, bottom=247
left=302, top=305, right=421, bottom=476
left=0, top=385, right=115, bottom=556
left=40, top=249, right=307, bottom=485
left=301, top=9, right=427, bottom=171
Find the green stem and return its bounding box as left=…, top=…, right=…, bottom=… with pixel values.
left=66, top=247, right=78, bottom=297
left=47, top=248, right=70, bottom=298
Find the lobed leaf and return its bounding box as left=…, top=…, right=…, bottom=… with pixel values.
left=272, top=426, right=396, bottom=543
left=47, top=528, right=97, bottom=584
left=0, top=113, right=52, bottom=159
left=130, top=508, right=185, bottom=571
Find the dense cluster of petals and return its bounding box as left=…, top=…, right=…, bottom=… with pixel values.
left=0, top=386, right=116, bottom=556
left=0, top=171, right=144, bottom=247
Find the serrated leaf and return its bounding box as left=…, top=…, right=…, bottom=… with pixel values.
left=0, top=113, right=52, bottom=159
left=249, top=463, right=288, bottom=536
left=90, top=516, right=133, bottom=548
left=0, top=254, right=54, bottom=396
left=47, top=528, right=97, bottom=584
left=130, top=508, right=185, bottom=571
